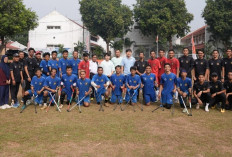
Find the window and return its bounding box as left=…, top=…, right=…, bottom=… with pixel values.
left=47, top=26, right=61, bottom=29
left=134, top=26, right=140, bottom=29
left=90, top=36, right=98, bottom=42
left=47, top=44, right=59, bottom=48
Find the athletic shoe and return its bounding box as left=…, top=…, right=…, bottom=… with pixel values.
left=40, top=104, right=47, bottom=110
left=182, top=108, right=187, bottom=113
left=21, top=105, right=26, bottom=110
left=39, top=104, right=42, bottom=107
left=59, top=104, right=63, bottom=109
left=196, top=103, right=200, bottom=109
left=221, top=109, right=225, bottom=113
left=0, top=105, right=6, bottom=109
left=12, top=103, right=20, bottom=108
left=4, top=104, right=12, bottom=109
left=205, top=105, right=209, bottom=112
left=90, top=98, right=94, bottom=101
left=211, top=105, right=216, bottom=109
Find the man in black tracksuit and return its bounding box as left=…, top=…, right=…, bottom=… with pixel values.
left=179, top=48, right=194, bottom=78
left=10, top=53, right=23, bottom=107
left=24, top=48, right=37, bottom=91
left=208, top=50, right=224, bottom=82
left=224, top=71, right=232, bottom=110
left=223, top=48, right=232, bottom=81
left=19, top=51, right=26, bottom=102
left=209, top=72, right=226, bottom=113
left=35, top=51, right=42, bottom=70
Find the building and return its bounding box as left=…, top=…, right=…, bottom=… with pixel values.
left=29, top=10, right=107, bottom=53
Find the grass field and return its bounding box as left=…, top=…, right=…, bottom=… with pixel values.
left=0, top=100, right=232, bottom=157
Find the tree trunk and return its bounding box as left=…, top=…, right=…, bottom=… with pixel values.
left=106, top=42, right=109, bottom=53
left=169, top=39, right=173, bottom=50
left=0, top=36, right=5, bottom=56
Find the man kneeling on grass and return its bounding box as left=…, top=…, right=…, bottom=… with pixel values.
left=110, top=65, right=125, bottom=104
left=91, top=67, right=110, bottom=106
left=158, top=63, right=177, bottom=109
left=59, top=66, right=77, bottom=109
left=193, top=74, right=211, bottom=112
left=76, top=70, right=92, bottom=107
left=224, top=71, right=232, bottom=111
left=141, top=65, right=157, bottom=106
left=125, top=66, right=141, bottom=106
left=22, top=69, right=45, bottom=109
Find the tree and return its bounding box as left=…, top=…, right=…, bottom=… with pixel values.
left=134, top=0, right=193, bottom=49
left=202, top=0, right=232, bottom=48
left=79, top=0, right=133, bottom=52
left=0, top=0, right=38, bottom=54
left=9, top=31, right=28, bottom=46
left=110, top=39, right=124, bottom=52
left=74, top=41, right=85, bottom=55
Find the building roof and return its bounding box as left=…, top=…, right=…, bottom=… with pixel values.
left=181, top=25, right=207, bottom=41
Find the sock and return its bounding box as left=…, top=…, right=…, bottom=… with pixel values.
left=206, top=103, right=209, bottom=107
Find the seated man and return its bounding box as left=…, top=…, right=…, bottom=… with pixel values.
left=141, top=65, right=157, bottom=106
left=41, top=68, right=60, bottom=110
left=177, top=69, right=192, bottom=112
left=91, top=67, right=110, bottom=107
left=23, top=68, right=45, bottom=108
left=224, top=71, right=232, bottom=110
left=110, top=65, right=125, bottom=104
left=193, top=74, right=211, bottom=112
left=59, top=66, right=77, bottom=109
left=76, top=70, right=92, bottom=107
left=209, top=72, right=226, bottom=113
left=125, top=67, right=141, bottom=106
left=158, top=63, right=177, bottom=109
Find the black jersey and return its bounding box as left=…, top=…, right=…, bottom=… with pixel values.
left=209, top=80, right=224, bottom=94
left=24, top=57, right=37, bottom=77
left=10, top=61, right=22, bottom=82
left=224, top=80, right=232, bottom=93
left=179, top=55, right=194, bottom=77
left=208, top=58, right=224, bottom=79
left=194, top=58, right=209, bottom=78
left=134, top=60, right=149, bottom=74
left=193, top=81, right=210, bottom=93
left=223, top=57, right=232, bottom=80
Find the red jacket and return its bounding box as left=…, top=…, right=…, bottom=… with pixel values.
left=0, top=68, right=8, bottom=86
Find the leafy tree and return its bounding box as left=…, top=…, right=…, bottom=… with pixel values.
left=74, top=41, right=85, bottom=55
left=124, top=37, right=136, bottom=49
left=79, top=0, right=133, bottom=52
left=58, top=44, right=65, bottom=54
left=0, top=0, right=38, bottom=54
left=110, top=39, right=124, bottom=52
left=92, top=45, right=105, bottom=59
left=202, top=0, right=232, bottom=48
left=9, top=31, right=28, bottom=46
left=134, top=0, right=193, bottom=49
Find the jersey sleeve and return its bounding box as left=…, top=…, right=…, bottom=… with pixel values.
left=177, top=79, right=180, bottom=88
left=57, top=78, right=61, bottom=87
left=174, top=75, right=177, bottom=85
left=158, top=60, right=161, bottom=69
left=78, top=61, right=82, bottom=70
left=205, top=60, right=209, bottom=69
left=58, top=60, right=62, bottom=68
left=39, top=60, right=43, bottom=68
left=176, top=59, right=180, bottom=68
left=160, top=75, right=164, bottom=85
left=219, top=81, right=225, bottom=90
left=188, top=79, right=192, bottom=88
left=91, top=75, right=96, bottom=83
left=44, top=78, right=48, bottom=87
left=48, top=61, right=51, bottom=67
left=137, top=76, right=141, bottom=85
left=9, top=63, right=14, bottom=71
left=31, top=77, right=35, bottom=87
left=193, top=83, right=197, bottom=91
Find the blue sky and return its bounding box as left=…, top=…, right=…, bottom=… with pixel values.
left=23, top=0, right=206, bottom=32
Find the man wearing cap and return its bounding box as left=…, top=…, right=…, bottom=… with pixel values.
left=209, top=72, right=226, bottom=113
left=10, top=53, right=23, bottom=108
left=177, top=69, right=192, bottom=112
left=24, top=48, right=37, bottom=91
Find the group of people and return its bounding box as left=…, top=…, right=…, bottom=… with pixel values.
left=0, top=47, right=232, bottom=113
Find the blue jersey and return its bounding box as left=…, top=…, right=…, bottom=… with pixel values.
left=177, top=77, right=192, bottom=93
left=160, top=73, right=177, bottom=93
left=48, top=59, right=59, bottom=76
left=44, top=76, right=61, bottom=90
left=61, top=74, right=77, bottom=92
left=141, top=73, right=156, bottom=94
left=92, top=74, right=109, bottom=91
left=126, top=74, right=141, bottom=88
left=110, top=74, right=125, bottom=95
left=69, top=58, right=81, bottom=75
left=59, top=58, right=69, bottom=75
left=77, top=78, right=91, bottom=97
left=31, top=76, right=45, bottom=92
left=40, top=60, right=49, bottom=77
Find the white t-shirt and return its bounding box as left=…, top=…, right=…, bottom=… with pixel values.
left=111, top=57, right=122, bottom=67
left=89, top=60, right=98, bottom=74
left=100, top=60, right=115, bottom=76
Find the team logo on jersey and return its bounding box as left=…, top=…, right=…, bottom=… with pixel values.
left=73, top=64, right=75, bottom=66
left=181, top=60, right=183, bottom=63
left=133, top=81, right=137, bottom=83
left=39, top=82, right=42, bottom=85
left=80, top=82, right=82, bottom=85
left=153, top=64, right=156, bottom=66
left=150, top=77, right=153, bottom=80
left=63, top=63, right=65, bottom=65
left=164, top=78, right=167, bottom=81
left=30, top=62, right=32, bottom=64
left=101, top=79, right=103, bottom=82
left=196, top=62, right=198, bottom=65
left=49, top=82, right=51, bottom=84
left=85, top=82, right=88, bottom=85
left=225, top=62, right=227, bottom=64
left=52, top=64, right=54, bottom=66
left=15, top=66, right=17, bottom=68
left=54, top=82, right=56, bottom=85
left=169, top=78, right=172, bottom=81
left=231, top=62, right=232, bottom=64
left=161, top=62, right=163, bottom=64
left=64, top=79, right=67, bottom=81
left=119, top=79, right=122, bottom=82
left=35, top=82, right=37, bottom=84
left=217, top=63, right=219, bottom=65
left=56, top=64, right=58, bottom=66
left=96, top=79, right=99, bottom=81
left=143, top=64, right=145, bottom=67
left=144, top=78, right=147, bottom=80
left=211, top=63, right=213, bottom=65
left=185, top=83, right=187, bottom=86
left=180, top=84, right=182, bottom=86
left=201, top=62, right=203, bottom=65
left=186, top=61, right=189, bottom=63
left=215, top=85, right=218, bottom=88
left=70, top=80, right=72, bottom=82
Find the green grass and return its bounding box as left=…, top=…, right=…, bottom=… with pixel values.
left=0, top=103, right=232, bottom=157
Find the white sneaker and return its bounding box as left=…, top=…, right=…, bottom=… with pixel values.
left=205, top=104, right=209, bottom=112
left=59, top=104, right=63, bottom=109
left=4, top=104, right=12, bottom=109
left=0, top=106, right=6, bottom=109
left=182, top=108, right=187, bottom=113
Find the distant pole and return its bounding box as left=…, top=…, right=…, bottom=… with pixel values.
left=156, top=35, right=159, bottom=57
left=83, top=24, right=85, bottom=44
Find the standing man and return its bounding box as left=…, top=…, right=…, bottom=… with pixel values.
left=24, top=48, right=37, bottom=91
left=193, top=50, right=209, bottom=81
left=19, top=51, right=25, bottom=103
left=223, top=48, right=232, bottom=81
left=100, top=53, right=115, bottom=78
left=59, top=50, right=69, bottom=78
left=157, top=49, right=167, bottom=83
left=111, top=50, right=122, bottom=67
left=224, top=71, right=232, bottom=110
left=48, top=51, right=59, bottom=77
left=167, top=50, right=180, bottom=76
left=89, top=54, right=98, bottom=100
left=121, top=49, right=136, bottom=76
left=35, top=51, right=42, bottom=69
left=148, top=50, right=161, bottom=80
left=208, top=50, right=224, bottom=82
left=179, top=48, right=194, bottom=78
left=78, top=53, right=90, bottom=78
left=40, top=52, right=50, bottom=78
left=134, top=52, right=148, bottom=76
left=69, top=51, right=81, bottom=77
